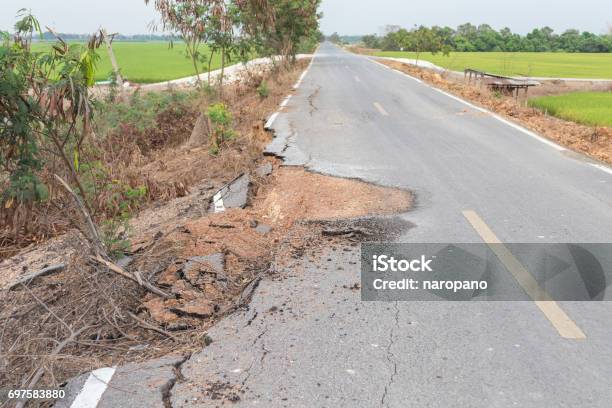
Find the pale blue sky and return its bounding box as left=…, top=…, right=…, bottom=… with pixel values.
left=1, top=0, right=610, bottom=36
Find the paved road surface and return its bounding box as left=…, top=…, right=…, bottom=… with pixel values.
left=173, top=42, right=612, bottom=407
left=61, top=42, right=612, bottom=407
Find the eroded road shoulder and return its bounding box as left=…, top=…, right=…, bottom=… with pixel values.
left=171, top=218, right=412, bottom=407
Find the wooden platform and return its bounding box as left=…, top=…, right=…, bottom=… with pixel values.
left=464, top=68, right=539, bottom=98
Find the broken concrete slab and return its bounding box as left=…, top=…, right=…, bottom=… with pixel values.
left=184, top=253, right=225, bottom=275
left=209, top=174, right=250, bottom=213
left=183, top=254, right=226, bottom=285
left=255, top=162, right=273, bottom=177
left=56, top=355, right=187, bottom=408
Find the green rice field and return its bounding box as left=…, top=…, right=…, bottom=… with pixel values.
left=528, top=92, right=612, bottom=126
left=32, top=42, right=227, bottom=83
left=374, top=51, right=612, bottom=79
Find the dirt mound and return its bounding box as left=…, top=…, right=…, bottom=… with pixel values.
left=138, top=166, right=411, bottom=328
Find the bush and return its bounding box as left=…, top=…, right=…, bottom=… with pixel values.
left=207, top=102, right=235, bottom=154
left=257, top=81, right=269, bottom=99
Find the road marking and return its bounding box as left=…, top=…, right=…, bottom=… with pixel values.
left=264, top=111, right=280, bottom=130
left=354, top=75, right=361, bottom=83
left=373, top=102, right=389, bottom=116
left=280, top=94, right=292, bottom=107
left=589, top=163, right=612, bottom=176
left=462, top=210, right=586, bottom=340
left=70, top=366, right=116, bottom=408
left=367, top=57, right=570, bottom=153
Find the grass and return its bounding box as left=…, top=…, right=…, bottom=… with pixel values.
left=528, top=92, right=612, bottom=126
left=32, top=41, right=234, bottom=83
left=373, top=51, right=612, bottom=79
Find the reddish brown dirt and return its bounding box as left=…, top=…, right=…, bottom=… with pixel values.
left=138, top=166, right=411, bottom=327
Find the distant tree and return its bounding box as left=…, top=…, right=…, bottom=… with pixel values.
left=405, top=25, right=447, bottom=64
left=328, top=32, right=341, bottom=43
left=361, top=34, right=380, bottom=49
left=374, top=22, right=611, bottom=54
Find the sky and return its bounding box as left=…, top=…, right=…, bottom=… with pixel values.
left=1, top=0, right=610, bottom=36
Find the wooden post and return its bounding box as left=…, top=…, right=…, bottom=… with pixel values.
left=102, top=28, right=127, bottom=102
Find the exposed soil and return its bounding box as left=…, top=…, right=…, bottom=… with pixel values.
left=138, top=166, right=411, bottom=329
left=379, top=59, right=612, bottom=165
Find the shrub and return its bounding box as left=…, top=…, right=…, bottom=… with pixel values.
left=257, top=81, right=269, bottom=99
left=207, top=102, right=235, bottom=154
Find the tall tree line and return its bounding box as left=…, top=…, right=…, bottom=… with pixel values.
left=363, top=23, right=612, bottom=53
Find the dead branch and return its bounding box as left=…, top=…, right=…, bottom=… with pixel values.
left=90, top=255, right=172, bottom=299
left=7, top=263, right=66, bottom=290
left=128, top=312, right=177, bottom=341
left=15, top=326, right=87, bottom=408
left=54, top=174, right=106, bottom=257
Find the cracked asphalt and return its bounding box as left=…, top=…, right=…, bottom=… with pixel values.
left=60, top=42, right=612, bottom=407
left=173, top=43, right=612, bottom=407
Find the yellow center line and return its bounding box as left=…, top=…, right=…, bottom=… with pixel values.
left=462, top=210, right=586, bottom=340
left=373, top=102, right=389, bottom=116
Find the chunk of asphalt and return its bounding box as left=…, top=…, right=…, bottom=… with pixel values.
left=184, top=253, right=225, bottom=275
left=255, top=162, right=273, bottom=177
left=56, top=355, right=186, bottom=408
left=209, top=174, right=250, bottom=213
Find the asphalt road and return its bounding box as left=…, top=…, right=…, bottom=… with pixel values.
left=61, top=42, right=612, bottom=407
left=172, top=42, right=612, bottom=407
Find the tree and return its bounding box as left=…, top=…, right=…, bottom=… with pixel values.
left=145, top=0, right=218, bottom=86
left=361, top=34, right=380, bottom=49
left=407, top=26, right=446, bottom=64
left=1, top=10, right=102, bottom=232
left=328, top=32, right=341, bottom=43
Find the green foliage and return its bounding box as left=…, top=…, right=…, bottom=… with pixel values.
left=237, top=0, right=322, bottom=61
left=364, top=23, right=612, bottom=53
left=100, top=218, right=131, bottom=260
left=1, top=10, right=102, bottom=214
left=528, top=92, right=612, bottom=127
left=97, top=88, right=196, bottom=131
left=207, top=102, right=235, bottom=153
left=257, top=80, right=269, bottom=99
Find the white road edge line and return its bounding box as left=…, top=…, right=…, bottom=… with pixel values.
left=264, top=111, right=280, bottom=130
left=280, top=95, right=292, bottom=107
left=70, top=366, right=116, bottom=408
left=590, top=163, right=612, bottom=176
left=367, top=57, right=568, bottom=152
left=266, top=49, right=317, bottom=130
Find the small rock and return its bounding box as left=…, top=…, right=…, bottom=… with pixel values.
left=255, top=224, right=272, bottom=234
left=249, top=219, right=259, bottom=228
left=116, top=256, right=133, bottom=269
left=255, top=162, right=273, bottom=177
left=171, top=299, right=216, bottom=318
